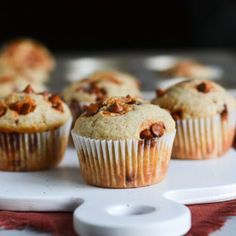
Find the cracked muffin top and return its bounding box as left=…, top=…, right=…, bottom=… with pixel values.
left=63, top=71, right=142, bottom=105
left=0, top=85, right=71, bottom=133
left=0, top=38, right=55, bottom=82
left=152, top=79, right=236, bottom=120
left=73, top=95, right=175, bottom=140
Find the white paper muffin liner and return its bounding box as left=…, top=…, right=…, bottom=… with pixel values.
left=172, top=111, right=236, bottom=160
left=71, top=130, right=176, bottom=188
left=0, top=119, right=72, bottom=171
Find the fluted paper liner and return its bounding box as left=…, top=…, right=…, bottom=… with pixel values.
left=172, top=111, right=236, bottom=160
left=0, top=119, right=72, bottom=171
left=71, top=131, right=176, bottom=188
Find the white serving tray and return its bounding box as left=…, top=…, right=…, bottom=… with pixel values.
left=0, top=91, right=236, bottom=236
left=1, top=147, right=236, bottom=236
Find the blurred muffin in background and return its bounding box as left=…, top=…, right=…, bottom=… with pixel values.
left=63, top=70, right=142, bottom=122
left=161, top=60, right=217, bottom=80
left=0, top=72, right=46, bottom=98
left=152, top=79, right=236, bottom=160
left=0, top=38, right=55, bottom=83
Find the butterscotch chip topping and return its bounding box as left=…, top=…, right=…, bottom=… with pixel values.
left=62, top=71, right=142, bottom=106
left=152, top=79, right=236, bottom=119
left=140, top=122, right=165, bottom=139
left=220, top=104, right=228, bottom=121
left=171, top=110, right=183, bottom=121
left=73, top=96, right=175, bottom=140
left=49, top=95, right=64, bottom=112
left=0, top=85, right=71, bottom=133
left=84, top=103, right=101, bottom=116
left=9, top=96, right=36, bottom=115
left=150, top=123, right=165, bottom=137
left=196, top=82, right=212, bottom=93
left=140, top=129, right=153, bottom=139
left=23, top=85, right=35, bottom=94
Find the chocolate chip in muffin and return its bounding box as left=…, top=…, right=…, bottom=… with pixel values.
left=171, top=110, right=183, bottom=120
left=76, top=82, right=107, bottom=102
left=220, top=104, right=228, bottom=121
left=140, top=129, right=153, bottom=139
left=49, top=95, right=64, bottom=112
left=9, top=98, right=36, bottom=115
left=84, top=103, right=101, bottom=116
left=156, top=88, right=165, bottom=97
left=196, top=82, right=212, bottom=93
left=108, top=101, right=124, bottom=113
left=0, top=105, right=7, bottom=117
left=23, top=85, right=35, bottom=94
left=140, top=122, right=165, bottom=140
left=150, top=122, right=165, bottom=137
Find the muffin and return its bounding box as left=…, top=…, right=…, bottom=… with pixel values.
left=0, top=72, right=46, bottom=98
left=63, top=70, right=142, bottom=123
left=71, top=95, right=176, bottom=188
left=0, top=85, right=72, bottom=171
left=152, top=79, right=236, bottom=159
left=0, top=38, right=55, bottom=83
left=161, top=60, right=217, bottom=80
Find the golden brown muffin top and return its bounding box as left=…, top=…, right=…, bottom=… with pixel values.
left=0, top=38, right=55, bottom=72
left=152, top=79, right=236, bottom=119
left=63, top=71, right=142, bottom=104
left=73, top=95, right=175, bottom=140
left=0, top=85, right=71, bottom=133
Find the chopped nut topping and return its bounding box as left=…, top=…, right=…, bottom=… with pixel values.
left=171, top=110, right=183, bottom=120
left=196, top=82, right=212, bottom=93
left=220, top=104, right=228, bottom=121
left=0, top=105, right=7, bottom=117
left=156, top=89, right=165, bottom=97
left=9, top=97, right=36, bottom=115
left=49, top=95, right=64, bottom=112
left=23, top=85, right=35, bottom=93
left=150, top=122, right=165, bottom=137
